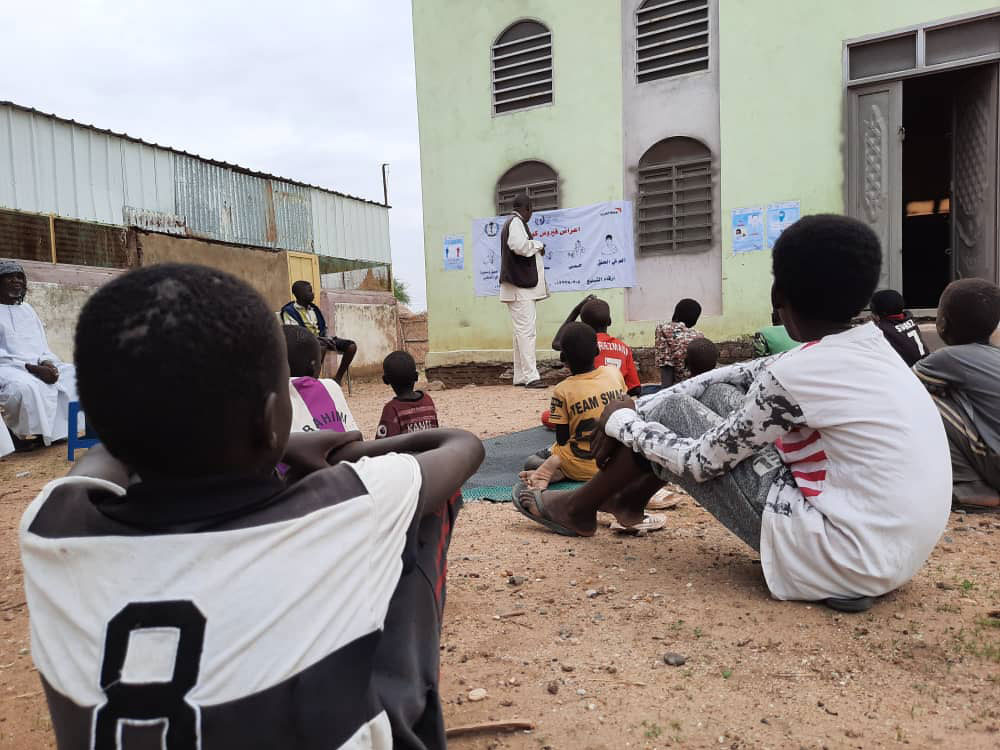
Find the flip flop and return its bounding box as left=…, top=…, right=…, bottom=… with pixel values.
left=952, top=503, right=1000, bottom=514
left=822, top=596, right=874, bottom=613
left=609, top=513, right=667, bottom=534
left=646, top=487, right=681, bottom=511
left=512, top=482, right=580, bottom=537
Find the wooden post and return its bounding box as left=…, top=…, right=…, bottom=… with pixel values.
left=48, top=214, right=57, bottom=264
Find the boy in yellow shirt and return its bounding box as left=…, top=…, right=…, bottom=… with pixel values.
left=519, top=322, right=626, bottom=489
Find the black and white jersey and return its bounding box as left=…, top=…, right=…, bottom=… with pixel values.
left=19, top=454, right=422, bottom=750
left=875, top=313, right=928, bottom=367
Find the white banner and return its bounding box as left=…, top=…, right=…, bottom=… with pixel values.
left=473, top=200, right=636, bottom=297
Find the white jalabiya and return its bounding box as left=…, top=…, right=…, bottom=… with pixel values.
left=0, top=420, right=13, bottom=457
left=0, top=302, right=78, bottom=443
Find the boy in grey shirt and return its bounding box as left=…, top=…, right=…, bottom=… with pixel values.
left=915, top=279, right=1000, bottom=511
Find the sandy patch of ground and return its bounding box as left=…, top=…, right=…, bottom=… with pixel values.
left=2, top=382, right=999, bottom=749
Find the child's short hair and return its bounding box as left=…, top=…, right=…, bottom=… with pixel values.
left=672, top=298, right=702, bottom=328
left=580, top=298, right=611, bottom=331
left=383, top=350, right=418, bottom=391
left=283, top=325, right=322, bottom=377
left=685, top=336, right=719, bottom=376
left=772, top=214, right=881, bottom=323
left=560, top=322, right=599, bottom=374
left=939, top=278, right=1000, bottom=345
left=871, top=289, right=905, bottom=317
left=75, top=263, right=284, bottom=472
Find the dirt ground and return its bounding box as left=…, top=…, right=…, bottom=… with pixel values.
left=2, top=382, right=999, bottom=749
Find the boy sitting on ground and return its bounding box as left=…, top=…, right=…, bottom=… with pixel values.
left=513, top=215, right=951, bottom=613
left=520, top=322, right=626, bottom=490
left=684, top=336, right=719, bottom=378
left=871, top=288, right=928, bottom=366
left=654, top=298, right=705, bottom=386
left=284, top=324, right=360, bottom=434
left=914, top=279, right=1000, bottom=511
left=377, top=350, right=440, bottom=438
left=19, top=263, right=483, bottom=749
left=552, top=296, right=641, bottom=397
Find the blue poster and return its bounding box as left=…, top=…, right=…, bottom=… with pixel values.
left=731, top=206, right=763, bottom=253
left=443, top=234, right=464, bottom=270
left=766, top=200, right=800, bottom=249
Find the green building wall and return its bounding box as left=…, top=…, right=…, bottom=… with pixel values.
left=415, top=1, right=999, bottom=365
left=414, top=0, right=623, bottom=365
left=715, top=0, right=999, bottom=341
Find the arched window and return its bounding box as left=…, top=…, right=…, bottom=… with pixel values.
left=636, top=0, right=710, bottom=84
left=496, top=160, right=559, bottom=215
left=492, top=20, right=553, bottom=115
left=637, top=137, right=712, bottom=254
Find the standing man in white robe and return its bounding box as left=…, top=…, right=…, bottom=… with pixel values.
left=0, top=260, right=78, bottom=446
left=500, top=193, right=549, bottom=389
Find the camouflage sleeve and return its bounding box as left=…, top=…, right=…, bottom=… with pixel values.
left=607, top=369, right=804, bottom=482
left=635, top=355, right=779, bottom=418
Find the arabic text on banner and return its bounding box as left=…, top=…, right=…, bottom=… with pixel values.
left=472, top=200, right=636, bottom=297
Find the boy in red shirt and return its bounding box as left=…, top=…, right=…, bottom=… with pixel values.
left=543, top=296, right=641, bottom=430
left=376, top=351, right=439, bottom=438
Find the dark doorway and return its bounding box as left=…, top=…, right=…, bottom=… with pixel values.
left=901, top=73, right=955, bottom=308
left=902, top=65, right=999, bottom=308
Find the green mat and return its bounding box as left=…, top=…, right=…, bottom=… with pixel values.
left=464, top=480, right=583, bottom=503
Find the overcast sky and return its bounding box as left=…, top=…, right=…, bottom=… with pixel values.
left=1, top=0, right=428, bottom=310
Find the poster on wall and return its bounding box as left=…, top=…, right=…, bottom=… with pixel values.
left=731, top=206, right=764, bottom=253
left=766, top=200, right=801, bottom=249
left=443, top=234, right=464, bottom=270
left=472, top=200, right=636, bottom=297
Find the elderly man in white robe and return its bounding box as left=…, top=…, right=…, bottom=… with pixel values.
left=0, top=260, right=78, bottom=447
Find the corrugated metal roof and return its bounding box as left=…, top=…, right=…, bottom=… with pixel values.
left=0, top=101, right=393, bottom=264
left=0, top=100, right=388, bottom=208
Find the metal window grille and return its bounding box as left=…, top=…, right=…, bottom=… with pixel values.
left=52, top=218, right=130, bottom=268
left=637, top=154, right=712, bottom=254
left=0, top=208, right=132, bottom=268
left=492, top=21, right=553, bottom=115
left=636, top=0, right=710, bottom=83
left=496, top=161, right=559, bottom=215
left=0, top=209, right=51, bottom=262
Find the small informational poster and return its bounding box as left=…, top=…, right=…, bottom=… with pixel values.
left=731, top=206, right=764, bottom=253
left=443, top=234, right=464, bottom=270
left=766, top=200, right=800, bottom=249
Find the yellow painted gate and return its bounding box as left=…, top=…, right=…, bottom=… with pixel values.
left=286, top=251, right=321, bottom=292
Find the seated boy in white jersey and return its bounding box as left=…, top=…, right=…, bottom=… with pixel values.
left=283, top=324, right=359, bottom=434
left=512, top=215, right=951, bottom=613
left=18, top=263, right=484, bottom=750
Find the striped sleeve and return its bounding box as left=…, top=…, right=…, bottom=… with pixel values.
left=607, top=369, right=805, bottom=482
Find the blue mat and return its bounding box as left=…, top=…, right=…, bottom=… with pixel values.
left=463, top=426, right=583, bottom=502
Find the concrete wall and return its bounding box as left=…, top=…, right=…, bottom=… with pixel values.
left=320, top=290, right=401, bottom=377
left=18, top=260, right=124, bottom=362
left=135, top=230, right=291, bottom=312
left=621, top=0, right=722, bottom=324
left=414, top=0, right=623, bottom=365
left=714, top=0, right=1000, bottom=340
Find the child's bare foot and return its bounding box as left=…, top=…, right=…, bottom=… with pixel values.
left=518, top=466, right=558, bottom=490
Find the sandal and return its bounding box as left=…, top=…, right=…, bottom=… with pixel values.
left=609, top=513, right=666, bottom=534
left=512, top=482, right=580, bottom=537
left=646, top=487, right=681, bottom=511
left=952, top=503, right=1000, bottom=514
